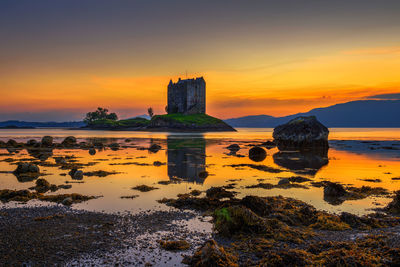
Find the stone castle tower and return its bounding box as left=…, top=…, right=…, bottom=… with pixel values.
left=167, top=77, right=206, bottom=114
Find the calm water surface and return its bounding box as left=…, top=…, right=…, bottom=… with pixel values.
left=0, top=128, right=399, bottom=216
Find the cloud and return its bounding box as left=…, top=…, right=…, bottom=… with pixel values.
left=342, top=47, right=400, bottom=56
left=366, top=93, right=400, bottom=100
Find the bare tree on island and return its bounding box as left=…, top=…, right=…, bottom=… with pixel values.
left=147, top=107, right=154, bottom=118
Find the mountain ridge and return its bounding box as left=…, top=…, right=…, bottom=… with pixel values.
left=225, top=100, right=400, bottom=127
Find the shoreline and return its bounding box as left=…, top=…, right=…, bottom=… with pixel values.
left=0, top=205, right=212, bottom=266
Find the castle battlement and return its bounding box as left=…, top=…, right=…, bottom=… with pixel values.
left=167, top=77, right=206, bottom=114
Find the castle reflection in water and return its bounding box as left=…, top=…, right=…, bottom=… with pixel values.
left=166, top=136, right=207, bottom=184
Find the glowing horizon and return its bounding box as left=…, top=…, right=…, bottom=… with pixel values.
left=0, top=0, right=399, bottom=121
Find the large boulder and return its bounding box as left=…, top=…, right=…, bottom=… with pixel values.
left=41, top=136, right=54, bottom=147
left=61, top=136, right=77, bottom=147
left=323, top=182, right=348, bottom=205
left=273, top=116, right=329, bottom=151
left=248, top=146, right=266, bottom=162
left=13, top=162, right=40, bottom=182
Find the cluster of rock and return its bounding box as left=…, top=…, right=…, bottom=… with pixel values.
left=0, top=136, right=126, bottom=156
left=273, top=116, right=329, bottom=151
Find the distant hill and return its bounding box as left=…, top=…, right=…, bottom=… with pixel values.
left=225, top=100, right=400, bottom=127
left=0, top=120, right=85, bottom=128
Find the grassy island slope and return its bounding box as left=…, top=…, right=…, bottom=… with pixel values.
left=148, top=113, right=236, bottom=132
left=86, top=114, right=236, bottom=132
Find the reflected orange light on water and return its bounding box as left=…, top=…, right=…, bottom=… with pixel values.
left=0, top=132, right=399, bottom=215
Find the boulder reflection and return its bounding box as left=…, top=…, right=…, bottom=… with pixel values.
left=273, top=149, right=329, bottom=176
left=167, top=136, right=207, bottom=184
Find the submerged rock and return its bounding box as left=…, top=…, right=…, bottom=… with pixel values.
left=109, top=143, right=120, bottom=151
left=149, top=144, right=161, bottom=153
left=226, top=144, right=241, bottom=152
left=273, top=116, right=329, bottom=151
left=131, top=185, right=159, bottom=192
left=73, top=170, right=83, bottom=180
left=248, top=146, right=267, bottom=162
left=88, top=148, right=96, bottom=155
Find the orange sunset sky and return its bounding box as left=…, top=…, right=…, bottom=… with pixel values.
left=0, top=0, right=399, bottom=121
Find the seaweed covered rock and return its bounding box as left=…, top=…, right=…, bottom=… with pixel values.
left=73, top=170, right=84, bottom=180
left=26, top=139, right=39, bottom=147
left=385, top=190, right=400, bottom=215
left=160, top=240, right=190, bottom=251
left=322, top=182, right=389, bottom=205
left=61, top=136, right=77, bottom=147
left=27, top=147, right=53, bottom=161
left=149, top=144, right=161, bottom=153
left=226, top=144, right=241, bottom=152
left=206, top=187, right=235, bottom=199
left=109, top=143, right=120, bottom=151
left=6, top=139, right=18, bottom=147
left=273, top=116, right=329, bottom=151
left=41, top=136, right=54, bottom=147
left=323, top=182, right=348, bottom=205
left=88, top=148, right=96, bottom=155
left=259, top=249, right=313, bottom=266
left=13, top=162, right=40, bottom=182
left=248, top=146, right=266, bottom=162
left=185, top=239, right=238, bottom=267
left=214, top=206, right=268, bottom=236
left=33, top=178, right=52, bottom=193
left=0, top=189, right=38, bottom=202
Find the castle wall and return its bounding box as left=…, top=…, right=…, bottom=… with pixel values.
left=167, top=77, right=205, bottom=114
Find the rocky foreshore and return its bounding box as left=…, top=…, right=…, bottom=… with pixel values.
left=0, top=206, right=211, bottom=266
left=159, top=188, right=400, bottom=266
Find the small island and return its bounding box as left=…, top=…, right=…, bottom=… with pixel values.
left=83, top=77, right=236, bottom=132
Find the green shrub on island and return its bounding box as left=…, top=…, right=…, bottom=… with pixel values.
left=88, top=117, right=150, bottom=128
left=84, top=107, right=118, bottom=125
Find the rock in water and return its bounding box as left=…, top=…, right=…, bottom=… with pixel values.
left=73, top=170, right=84, bottom=180
left=13, top=162, right=40, bottom=182
left=273, top=116, right=329, bottom=151
left=323, top=182, right=348, bottom=205
left=88, top=148, right=96, bottom=155
left=61, top=136, right=77, bottom=147
left=41, top=136, right=54, bottom=147
left=248, top=146, right=266, bottom=162
left=226, top=144, right=240, bottom=152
